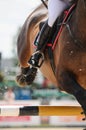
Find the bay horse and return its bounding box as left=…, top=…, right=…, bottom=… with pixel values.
left=16, top=0, right=86, bottom=118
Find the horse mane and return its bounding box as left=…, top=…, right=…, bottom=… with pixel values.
left=18, top=2, right=48, bottom=37
left=26, top=1, right=48, bottom=28
left=17, top=2, right=48, bottom=66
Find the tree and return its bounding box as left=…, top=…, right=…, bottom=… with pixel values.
left=0, top=73, right=4, bottom=82
left=12, top=26, right=21, bottom=66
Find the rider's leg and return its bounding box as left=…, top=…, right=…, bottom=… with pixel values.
left=48, top=0, right=70, bottom=27
left=29, top=0, right=70, bottom=68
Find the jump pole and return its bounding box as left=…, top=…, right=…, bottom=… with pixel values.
left=0, top=105, right=83, bottom=116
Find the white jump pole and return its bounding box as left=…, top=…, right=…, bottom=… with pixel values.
left=0, top=105, right=83, bottom=116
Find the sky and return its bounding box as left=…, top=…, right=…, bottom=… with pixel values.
left=0, top=0, right=41, bottom=58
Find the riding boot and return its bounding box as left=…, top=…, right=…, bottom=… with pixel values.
left=29, top=21, right=52, bottom=68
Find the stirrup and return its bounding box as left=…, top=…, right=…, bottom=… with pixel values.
left=28, top=51, right=44, bottom=68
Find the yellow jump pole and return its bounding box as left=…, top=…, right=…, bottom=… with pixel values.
left=0, top=105, right=83, bottom=116
left=39, top=106, right=83, bottom=116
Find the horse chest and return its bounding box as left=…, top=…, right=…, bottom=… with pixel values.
left=60, top=50, right=86, bottom=89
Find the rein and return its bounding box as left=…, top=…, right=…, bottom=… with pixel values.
left=65, top=0, right=86, bottom=50
left=41, top=0, right=48, bottom=9
left=48, top=4, right=76, bottom=75
left=52, top=4, right=76, bottom=50
left=65, top=23, right=84, bottom=49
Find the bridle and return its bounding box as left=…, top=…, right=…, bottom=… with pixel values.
left=65, top=23, right=84, bottom=49
left=64, top=0, right=86, bottom=50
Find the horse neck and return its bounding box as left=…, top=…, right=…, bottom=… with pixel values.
left=71, top=0, right=86, bottom=43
